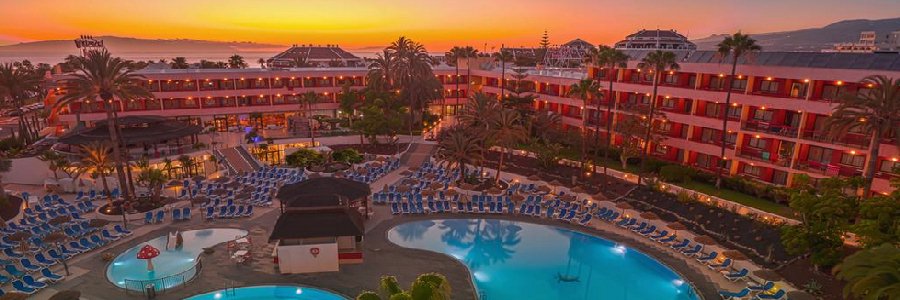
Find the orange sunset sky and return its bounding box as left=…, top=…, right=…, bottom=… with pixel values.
left=1, top=0, right=898, bottom=50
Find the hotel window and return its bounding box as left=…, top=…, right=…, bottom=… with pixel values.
left=807, top=146, right=832, bottom=164
left=751, top=109, right=773, bottom=122
left=271, top=79, right=284, bottom=88
left=730, top=78, right=748, bottom=91
left=705, top=103, right=721, bottom=117
left=145, top=99, right=161, bottom=110
left=160, top=81, right=179, bottom=92
left=654, top=144, right=667, bottom=155
left=629, top=73, right=640, bottom=83
left=642, top=73, right=654, bottom=82
left=203, top=98, right=218, bottom=107
left=747, top=137, right=768, bottom=149
left=880, top=161, right=899, bottom=173
left=727, top=105, right=742, bottom=119
left=772, top=171, right=788, bottom=185
left=725, top=132, right=737, bottom=145
left=664, top=74, right=677, bottom=85
left=661, top=98, right=677, bottom=109
left=821, top=84, right=843, bottom=100
left=742, top=164, right=762, bottom=176
left=640, top=94, right=651, bottom=105
left=856, top=87, right=874, bottom=98
left=236, top=80, right=250, bottom=89
left=696, top=154, right=711, bottom=168
left=659, top=122, right=673, bottom=133
left=840, top=153, right=865, bottom=168
left=700, top=128, right=718, bottom=143
left=287, top=79, right=301, bottom=88
left=220, top=80, right=235, bottom=90
left=596, top=69, right=608, bottom=79
left=759, top=80, right=779, bottom=93
left=272, top=95, right=285, bottom=105
left=200, top=80, right=218, bottom=91
left=567, top=106, right=581, bottom=117
left=182, top=80, right=197, bottom=91
left=688, top=75, right=697, bottom=88
left=709, top=77, right=725, bottom=90
left=790, top=82, right=808, bottom=98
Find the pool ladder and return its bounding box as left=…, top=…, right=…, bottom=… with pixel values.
left=224, top=280, right=237, bottom=296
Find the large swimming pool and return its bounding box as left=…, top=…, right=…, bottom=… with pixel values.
left=388, top=219, right=699, bottom=300
left=185, top=285, right=347, bottom=300
left=107, top=228, right=248, bottom=290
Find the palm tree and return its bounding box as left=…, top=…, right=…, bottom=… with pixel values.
left=80, top=141, right=114, bottom=207
left=300, top=91, right=321, bottom=146
left=37, top=151, right=67, bottom=180
left=57, top=50, right=154, bottom=201
left=177, top=155, right=194, bottom=178
left=367, top=49, right=397, bottom=92
left=137, top=167, right=167, bottom=204
left=458, top=92, right=500, bottom=130
left=833, top=243, right=900, bottom=300
left=591, top=46, right=629, bottom=174
left=357, top=273, right=451, bottom=300
left=170, top=57, right=189, bottom=69
left=493, top=48, right=513, bottom=98
left=826, top=75, right=899, bottom=198
left=445, top=46, right=478, bottom=116
left=491, top=109, right=527, bottom=184
left=369, top=37, right=441, bottom=128
left=437, top=127, right=484, bottom=184
left=715, top=32, right=761, bottom=188
left=0, top=63, right=42, bottom=144
left=228, top=54, right=247, bottom=69
left=529, top=109, right=562, bottom=144
left=257, top=58, right=266, bottom=69
left=566, top=79, right=602, bottom=170
left=636, top=50, right=679, bottom=183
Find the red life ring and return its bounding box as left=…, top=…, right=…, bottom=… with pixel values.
left=310, top=247, right=320, bottom=257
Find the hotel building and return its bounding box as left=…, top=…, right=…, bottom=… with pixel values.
left=49, top=33, right=900, bottom=195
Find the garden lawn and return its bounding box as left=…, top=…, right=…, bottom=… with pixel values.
left=679, top=180, right=795, bottom=218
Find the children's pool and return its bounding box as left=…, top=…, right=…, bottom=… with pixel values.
left=106, top=228, right=248, bottom=291
left=185, top=285, right=347, bottom=300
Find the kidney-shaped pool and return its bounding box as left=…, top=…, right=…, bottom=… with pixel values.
left=388, top=219, right=699, bottom=300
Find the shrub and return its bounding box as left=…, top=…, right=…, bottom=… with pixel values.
left=642, top=158, right=670, bottom=173
left=332, top=148, right=364, bottom=164
left=659, top=165, right=696, bottom=183
left=285, top=149, right=324, bottom=168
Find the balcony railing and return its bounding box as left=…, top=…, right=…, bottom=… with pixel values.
left=688, top=137, right=736, bottom=149
left=742, top=120, right=799, bottom=138
left=795, top=160, right=862, bottom=177
left=736, top=147, right=790, bottom=167
left=800, top=130, right=869, bottom=149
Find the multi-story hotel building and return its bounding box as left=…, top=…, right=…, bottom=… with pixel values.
left=49, top=34, right=900, bottom=195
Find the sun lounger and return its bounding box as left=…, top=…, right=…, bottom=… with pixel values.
left=155, top=210, right=164, bottom=223
left=747, top=281, right=775, bottom=292
left=19, top=258, right=42, bottom=271
left=4, top=264, right=25, bottom=277
left=718, top=288, right=750, bottom=300
left=34, top=253, right=56, bottom=266
left=639, top=225, right=657, bottom=236
left=723, top=268, right=748, bottom=281
left=681, top=244, right=703, bottom=256
left=707, top=258, right=732, bottom=270
left=671, top=240, right=690, bottom=250
left=40, top=268, right=64, bottom=283
left=22, top=275, right=47, bottom=289
left=144, top=212, right=153, bottom=224
left=12, top=281, right=36, bottom=294
left=754, top=290, right=785, bottom=300
left=696, top=251, right=718, bottom=263
left=172, top=209, right=182, bottom=221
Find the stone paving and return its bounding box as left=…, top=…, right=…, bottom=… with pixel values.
left=25, top=140, right=750, bottom=300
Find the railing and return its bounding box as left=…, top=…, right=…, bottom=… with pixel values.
left=742, top=120, right=799, bottom=138
left=794, top=160, right=862, bottom=177
left=800, top=130, right=869, bottom=149
left=213, top=149, right=237, bottom=174
left=124, top=257, right=203, bottom=295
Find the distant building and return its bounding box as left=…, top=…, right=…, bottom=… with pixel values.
left=881, top=31, right=900, bottom=52
left=825, top=31, right=880, bottom=53
left=267, top=44, right=364, bottom=68
left=614, top=29, right=696, bottom=51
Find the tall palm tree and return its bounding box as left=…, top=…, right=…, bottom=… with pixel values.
left=491, top=109, right=527, bottom=184
left=170, top=57, right=189, bottom=69
left=591, top=46, right=629, bottom=174
left=529, top=109, right=562, bottom=144
left=493, top=48, right=513, bottom=99
left=369, top=37, right=441, bottom=128
left=228, top=54, right=247, bottom=69
left=445, top=46, right=478, bottom=116
left=636, top=50, right=679, bottom=183
left=300, top=91, right=321, bottom=146
left=458, top=92, right=500, bottom=130
left=826, top=75, right=899, bottom=198
left=0, top=63, right=42, bottom=144
left=437, top=127, right=484, bottom=184
left=80, top=141, right=114, bottom=207
left=357, top=273, right=451, bottom=300
left=833, top=243, right=900, bottom=300
left=366, top=49, right=396, bottom=92
left=257, top=58, right=266, bottom=69
left=715, top=32, right=761, bottom=188
left=566, top=79, right=603, bottom=169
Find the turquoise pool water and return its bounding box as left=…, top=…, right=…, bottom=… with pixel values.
left=185, top=285, right=347, bottom=300
left=106, top=228, right=248, bottom=290
left=388, top=219, right=699, bottom=300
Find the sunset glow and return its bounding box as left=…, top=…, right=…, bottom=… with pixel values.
left=2, top=0, right=899, bottom=49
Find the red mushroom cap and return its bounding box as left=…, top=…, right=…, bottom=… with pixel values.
left=136, top=244, right=160, bottom=259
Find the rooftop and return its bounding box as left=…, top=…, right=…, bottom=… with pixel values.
left=268, top=208, right=364, bottom=241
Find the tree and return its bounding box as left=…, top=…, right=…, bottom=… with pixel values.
left=292, top=56, right=311, bottom=68
left=538, top=30, right=551, bottom=62
left=491, top=109, right=527, bottom=184
left=781, top=177, right=859, bottom=269
left=228, top=54, right=247, bottom=69
left=458, top=93, right=500, bottom=130
left=493, top=49, right=514, bottom=98
left=614, top=110, right=665, bottom=170
left=566, top=78, right=602, bottom=169
left=445, top=46, right=478, bottom=117
left=503, top=67, right=537, bottom=114
left=352, top=94, right=405, bottom=145
left=590, top=45, right=629, bottom=174
left=285, top=149, right=324, bottom=169
left=257, top=58, right=266, bottom=69
left=136, top=164, right=167, bottom=204
left=529, top=109, right=561, bottom=144
left=826, top=75, right=899, bottom=198
left=715, top=32, right=761, bottom=188
left=636, top=50, right=679, bottom=183
left=368, top=37, right=442, bottom=127
left=57, top=50, right=154, bottom=201
left=177, top=155, right=194, bottom=178
left=356, top=273, right=451, bottom=300
left=80, top=141, right=114, bottom=207
left=0, top=63, right=42, bottom=144
left=852, top=191, right=900, bottom=248
left=37, top=151, right=68, bottom=180
left=833, top=243, right=900, bottom=300
left=170, top=57, right=189, bottom=69
left=436, top=126, right=484, bottom=184
left=338, top=83, right=361, bottom=128
left=300, top=91, right=321, bottom=145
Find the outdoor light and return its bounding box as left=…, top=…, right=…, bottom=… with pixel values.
left=836, top=80, right=843, bottom=85
left=850, top=150, right=856, bottom=155
left=803, top=79, right=809, bottom=83
left=765, top=76, right=773, bottom=81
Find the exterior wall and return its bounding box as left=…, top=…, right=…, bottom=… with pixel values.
left=277, top=242, right=339, bottom=274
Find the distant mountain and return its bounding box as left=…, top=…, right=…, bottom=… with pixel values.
left=693, top=18, right=900, bottom=52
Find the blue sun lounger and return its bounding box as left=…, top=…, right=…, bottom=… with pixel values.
left=41, top=268, right=64, bottom=282
left=657, top=235, right=677, bottom=244
left=723, top=268, right=748, bottom=281
left=4, top=264, right=25, bottom=277
left=22, top=275, right=47, bottom=289
left=696, top=251, right=718, bottom=263
left=681, top=244, right=703, bottom=256
left=718, top=288, right=750, bottom=300
left=673, top=240, right=692, bottom=250
left=34, top=253, right=56, bottom=266
left=748, top=281, right=775, bottom=292
left=755, top=290, right=785, bottom=300
left=19, top=259, right=42, bottom=271
left=12, top=281, right=36, bottom=294
left=639, top=225, right=657, bottom=236
left=144, top=212, right=153, bottom=224
left=390, top=202, right=400, bottom=214
left=707, top=258, right=732, bottom=270
left=649, top=230, right=669, bottom=240
left=172, top=209, right=182, bottom=221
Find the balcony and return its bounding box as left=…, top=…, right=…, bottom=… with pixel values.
left=688, top=136, right=736, bottom=149
left=742, top=120, right=799, bottom=139
left=795, top=160, right=862, bottom=177
left=736, top=147, right=789, bottom=167
left=800, top=130, right=869, bottom=149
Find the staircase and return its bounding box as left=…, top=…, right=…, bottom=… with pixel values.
left=217, top=146, right=260, bottom=174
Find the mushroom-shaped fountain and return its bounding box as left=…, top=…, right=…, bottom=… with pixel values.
left=136, top=244, right=160, bottom=271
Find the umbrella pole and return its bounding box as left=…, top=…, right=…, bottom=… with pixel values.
left=58, top=244, right=70, bottom=276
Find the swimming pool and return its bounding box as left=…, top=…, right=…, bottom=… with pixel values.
left=185, top=285, right=348, bottom=300
left=106, top=228, right=248, bottom=291
left=388, top=219, right=699, bottom=300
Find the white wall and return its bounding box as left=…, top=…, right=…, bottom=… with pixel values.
left=2, top=157, right=51, bottom=185
left=277, top=242, right=338, bottom=274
